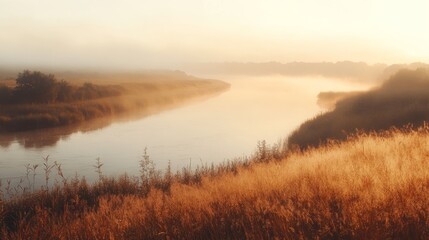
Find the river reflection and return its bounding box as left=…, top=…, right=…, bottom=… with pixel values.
left=0, top=119, right=112, bottom=149
left=0, top=91, right=225, bottom=149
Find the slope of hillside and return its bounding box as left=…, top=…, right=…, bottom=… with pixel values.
left=289, top=68, right=429, bottom=148
left=3, top=127, right=429, bottom=239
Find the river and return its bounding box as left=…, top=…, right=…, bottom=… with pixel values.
left=0, top=75, right=372, bottom=185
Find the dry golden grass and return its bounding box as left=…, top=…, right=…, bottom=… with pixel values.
left=3, top=127, right=429, bottom=239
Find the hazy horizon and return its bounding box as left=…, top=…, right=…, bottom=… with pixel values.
left=2, top=0, right=429, bottom=71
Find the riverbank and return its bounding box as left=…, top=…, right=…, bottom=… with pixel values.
left=0, top=72, right=230, bottom=132
left=2, top=127, right=429, bottom=239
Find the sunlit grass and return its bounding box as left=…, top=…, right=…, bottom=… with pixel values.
left=3, top=126, right=429, bottom=239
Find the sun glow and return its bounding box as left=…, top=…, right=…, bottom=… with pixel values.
left=1, top=0, right=429, bottom=69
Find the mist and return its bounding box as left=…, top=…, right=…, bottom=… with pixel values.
left=2, top=0, right=429, bottom=70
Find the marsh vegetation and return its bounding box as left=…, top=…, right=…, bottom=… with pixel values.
left=0, top=70, right=230, bottom=132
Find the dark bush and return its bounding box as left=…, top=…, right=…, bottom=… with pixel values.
left=14, top=70, right=58, bottom=104
left=0, top=70, right=125, bottom=105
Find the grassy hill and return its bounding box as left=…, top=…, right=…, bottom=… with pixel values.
left=2, top=127, right=429, bottom=239
left=289, top=68, right=429, bottom=148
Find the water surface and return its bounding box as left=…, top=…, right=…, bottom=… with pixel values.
left=0, top=75, right=371, bottom=184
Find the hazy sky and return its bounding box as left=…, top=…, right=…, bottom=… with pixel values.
left=1, top=0, right=429, bottom=70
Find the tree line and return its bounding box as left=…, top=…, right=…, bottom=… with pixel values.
left=0, top=70, right=124, bottom=104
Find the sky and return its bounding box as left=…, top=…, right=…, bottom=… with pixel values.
left=1, top=0, right=429, bottom=70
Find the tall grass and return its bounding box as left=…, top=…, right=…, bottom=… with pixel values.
left=2, top=127, right=429, bottom=238
left=0, top=140, right=285, bottom=238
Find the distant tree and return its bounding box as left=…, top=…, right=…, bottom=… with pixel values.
left=74, top=82, right=116, bottom=100
left=15, top=70, right=58, bottom=103
left=3, top=70, right=122, bottom=104
left=82, top=82, right=97, bottom=99
left=56, top=80, right=74, bottom=102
